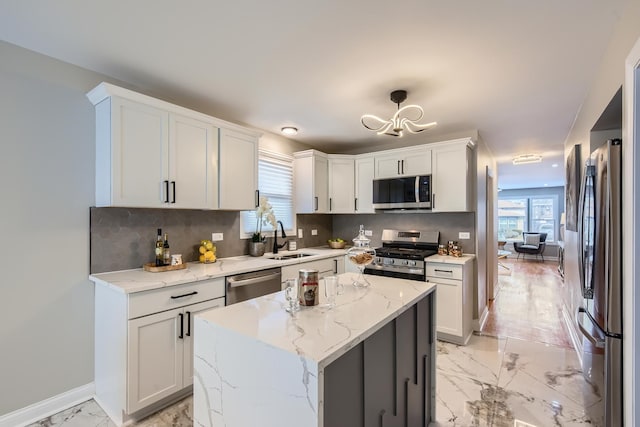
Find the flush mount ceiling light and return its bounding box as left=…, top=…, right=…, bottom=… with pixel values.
left=281, top=126, right=298, bottom=136
left=512, top=154, right=543, bottom=165
left=361, top=90, right=437, bottom=137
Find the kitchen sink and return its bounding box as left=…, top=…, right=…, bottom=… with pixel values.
left=267, top=253, right=314, bottom=260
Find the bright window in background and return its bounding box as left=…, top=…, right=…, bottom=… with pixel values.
left=498, top=195, right=558, bottom=242
left=240, top=150, right=295, bottom=238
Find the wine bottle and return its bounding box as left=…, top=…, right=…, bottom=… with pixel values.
left=163, top=233, right=171, bottom=265
left=155, top=229, right=164, bottom=267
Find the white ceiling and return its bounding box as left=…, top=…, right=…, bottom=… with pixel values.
left=0, top=0, right=628, bottom=189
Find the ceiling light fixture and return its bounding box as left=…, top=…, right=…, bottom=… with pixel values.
left=512, top=154, right=543, bottom=165
left=361, top=90, right=437, bottom=137
left=281, top=126, right=298, bottom=136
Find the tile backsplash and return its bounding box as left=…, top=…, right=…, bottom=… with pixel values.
left=90, top=208, right=474, bottom=273
left=90, top=208, right=334, bottom=273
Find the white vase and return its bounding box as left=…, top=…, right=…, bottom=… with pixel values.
left=249, top=241, right=265, bottom=257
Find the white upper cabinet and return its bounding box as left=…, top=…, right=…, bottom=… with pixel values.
left=87, top=82, right=260, bottom=210
left=431, top=139, right=475, bottom=212
left=374, top=146, right=432, bottom=179
left=169, top=114, right=218, bottom=209
left=218, top=128, right=259, bottom=210
left=94, top=96, right=169, bottom=208
left=328, top=155, right=355, bottom=213
left=355, top=155, right=375, bottom=213
left=293, top=150, right=328, bottom=213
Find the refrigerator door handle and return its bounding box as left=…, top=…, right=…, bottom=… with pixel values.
left=576, top=307, right=605, bottom=348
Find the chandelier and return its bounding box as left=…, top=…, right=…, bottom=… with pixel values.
left=361, top=90, right=437, bottom=137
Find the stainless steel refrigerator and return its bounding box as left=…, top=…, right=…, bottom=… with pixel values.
left=577, top=138, right=622, bottom=426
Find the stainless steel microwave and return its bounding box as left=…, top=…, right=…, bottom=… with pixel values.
left=372, top=175, right=432, bottom=210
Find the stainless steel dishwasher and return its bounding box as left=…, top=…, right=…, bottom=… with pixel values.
left=225, top=267, right=282, bottom=305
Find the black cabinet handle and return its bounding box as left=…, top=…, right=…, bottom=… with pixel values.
left=171, top=181, right=176, bottom=204
left=314, top=196, right=318, bottom=211
left=432, top=193, right=436, bottom=210
left=255, top=190, right=260, bottom=207
left=186, top=311, right=191, bottom=336
left=163, top=180, right=170, bottom=203
left=178, top=313, right=184, bottom=339
left=170, top=291, right=198, bottom=299
left=397, top=160, right=401, bottom=175
left=401, top=159, right=405, bottom=174
left=434, top=269, right=453, bottom=273
left=329, top=198, right=332, bottom=211
left=334, top=259, right=338, bottom=274
left=355, top=198, right=358, bottom=211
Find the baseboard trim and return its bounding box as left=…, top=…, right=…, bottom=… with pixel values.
left=474, top=305, right=489, bottom=331
left=562, top=303, right=583, bottom=367
left=0, top=383, right=95, bottom=427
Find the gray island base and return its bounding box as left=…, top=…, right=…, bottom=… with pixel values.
left=193, top=272, right=436, bottom=427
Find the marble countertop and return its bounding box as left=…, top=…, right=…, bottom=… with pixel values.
left=425, top=253, right=475, bottom=264
left=195, top=272, right=437, bottom=367
left=89, top=247, right=347, bottom=294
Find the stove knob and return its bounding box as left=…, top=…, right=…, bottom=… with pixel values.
left=408, top=260, right=417, bottom=267
left=375, top=257, right=383, bottom=264
left=400, top=259, right=409, bottom=266
left=383, top=258, right=393, bottom=265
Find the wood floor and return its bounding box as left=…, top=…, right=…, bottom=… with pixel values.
left=482, top=257, right=573, bottom=348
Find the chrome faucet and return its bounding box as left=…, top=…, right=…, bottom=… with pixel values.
left=273, top=220, right=288, bottom=254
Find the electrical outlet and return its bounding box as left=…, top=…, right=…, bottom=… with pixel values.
left=311, top=229, right=318, bottom=236
left=364, top=229, right=373, bottom=237
left=211, top=232, right=224, bottom=241
left=458, top=232, right=470, bottom=240
left=298, top=228, right=304, bottom=238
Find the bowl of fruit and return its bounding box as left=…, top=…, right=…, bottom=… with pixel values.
left=328, top=238, right=347, bottom=249
left=198, top=239, right=217, bottom=263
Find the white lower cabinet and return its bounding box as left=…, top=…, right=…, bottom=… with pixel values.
left=425, top=256, right=474, bottom=345
left=95, top=278, right=225, bottom=425
left=281, top=256, right=345, bottom=287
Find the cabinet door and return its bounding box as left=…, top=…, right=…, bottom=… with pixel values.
left=183, top=298, right=225, bottom=387
left=355, top=156, right=375, bottom=213
left=432, top=146, right=468, bottom=212
left=169, top=114, right=218, bottom=209
left=314, top=155, right=329, bottom=213
left=128, top=308, right=183, bottom=413
left=431, top=278, right=462, bottom=337
left=219, top=128, right=258, bottom=210
left=328, top=158, right=355, bottom=213
left=402, top=148, right=432, bottom=176
left=110, top=97, right=169, bottom=207
left=375, top=154, right=403, bottom=179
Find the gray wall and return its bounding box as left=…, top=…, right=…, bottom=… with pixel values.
left=0, top=40, right=313, bottom=416
left=332, top=212, right=476, bottom=254
left=90, top=210, right=333, bottom=273
left=0, top=41, right=102, bottom=415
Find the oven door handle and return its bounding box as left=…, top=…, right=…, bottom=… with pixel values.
left=575, top=307, right=606, bottom=348
left=227, top=272, right=281, bottom=288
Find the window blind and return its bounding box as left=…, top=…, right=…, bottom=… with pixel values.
left=241, top=150, right=295, bottom=237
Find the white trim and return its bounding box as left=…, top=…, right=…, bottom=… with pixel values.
left=623, top=35, right=640, bottom=427
left=562, top=303, right=583, bottom=368
left=0, top=383, right=94, bottom=427
left=474, top=305, right=489, bottom=331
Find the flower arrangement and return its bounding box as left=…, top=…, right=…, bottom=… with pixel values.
left=252, top=196, right=277, bottom=242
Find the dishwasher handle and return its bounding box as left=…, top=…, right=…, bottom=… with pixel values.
left=227, top=271, right=282, bottom=288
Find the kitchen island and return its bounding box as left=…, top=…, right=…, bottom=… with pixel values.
left=193, top=272, right=437, bottom=427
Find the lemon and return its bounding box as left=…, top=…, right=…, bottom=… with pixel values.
left=205, top=250, right=214, bottom=260
left=205, top=241, right=213, bottom=250
left=199, top=254, right=206, bottom=263
left=199, top=245, right=206, bottom=254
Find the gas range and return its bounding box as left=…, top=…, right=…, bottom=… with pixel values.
left=364, top=229, right=439, bottom=281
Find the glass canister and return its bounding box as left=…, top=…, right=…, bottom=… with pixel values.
left=346, top=225, right=376, bottom=287
left=438, top=244, right=447, bottom=256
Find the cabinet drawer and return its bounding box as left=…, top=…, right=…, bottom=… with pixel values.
left=425, top=263, right=462, bottom=280
left=128, top=278, right=225, bottom=319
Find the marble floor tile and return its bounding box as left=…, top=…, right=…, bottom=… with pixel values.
left=437, top=334, right=507, bottom=385
left=26, top=399, right=115, bottom=427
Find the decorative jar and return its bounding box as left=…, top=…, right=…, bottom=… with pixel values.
left=346, top=225, right=376, bottom=287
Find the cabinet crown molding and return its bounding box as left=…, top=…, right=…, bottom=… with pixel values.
left=86, top=82, right=261, bottom=138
